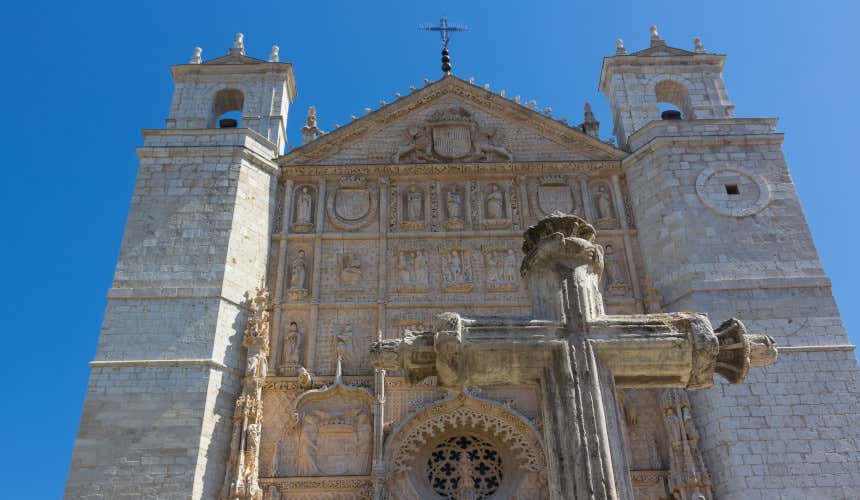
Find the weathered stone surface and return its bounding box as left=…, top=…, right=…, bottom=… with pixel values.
left=67, top=29, right=860, bottom=500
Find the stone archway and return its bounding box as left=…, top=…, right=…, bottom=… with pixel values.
left=384, top=392, right=548, bottom=499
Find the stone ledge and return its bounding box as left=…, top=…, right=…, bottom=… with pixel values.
left=89, top=358, right=243, bottom=377
left=662, top=275, right=832, bottom=308
left=776, top=345, right=855, bottom=353
left=106, top=287, right=249, bottom=308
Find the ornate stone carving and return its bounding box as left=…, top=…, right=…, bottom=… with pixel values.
left=391, top=107, right=513, bottom=163
left=338, top=252, right=363, bottom=286
left=221, top=286, right=271, bottom=500
left=291, top=185, right=316, bottom=233
left=443, top=184, right=466, bottom=230
left=399, top=184, right=426, bottom=230
left=603, top=243, right=631, bottom=296
left=286, top=359, right=375, bottom=478
left=287, top=250, right=309, bottom=300
left=661, top=389, right=713, bottom=500
left=591, top=181, right=618, bottom=229
left=279, top=321, right=302, bottom=375
left=335, top=323, right=355, bottom=369
left=326, top=176, right=378, bottom=231
left=482, top=182, right=510, bottom=229
left=484, top=248, right=519, bottom=292
left=441, top=249, right=474, bottom=292
left=397, top=250, right=430, bottom=292
left=529, top=175, right=581, bottom=218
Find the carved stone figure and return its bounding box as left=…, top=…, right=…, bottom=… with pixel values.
left=297, top=367, right=313, bottom=388
left=289, top=250, right=307, bottom=290
left=398, top=252, right=412, bottom=284
left=485, top=252, right=499, bottom=283
left=413, top=250, right=429, bottom=284
left=296, top=412, right=322, bottom=476
left=446, top=190, right=463, bottom=220
left=595, top=185, right=614, bottom=219
left=340, top=253, right=362, bottom=285
left=282, top=321, right=301, bottom=366
left=391, top=107, right=512, bottom=163
left=406, top=185, right=423, bottom=220
left=485, top=183, right=505, bottom=219
left=296, top=186, right=314, bottom=224
left=603, top=244, right=624, bottom=285
left=336, top=323, right=354, bottom=363
left=502, top=249, right=518, bottom=282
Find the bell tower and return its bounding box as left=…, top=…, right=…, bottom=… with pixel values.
left=66, top=35, right=295, bottom=499
left=603, top=28, right=860, bottom=498
left=599, top=26, right=734, bottom=150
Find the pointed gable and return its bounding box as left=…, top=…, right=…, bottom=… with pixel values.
left=280, top=76, right=625, bottom=166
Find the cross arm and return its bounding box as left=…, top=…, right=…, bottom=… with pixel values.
left=588, top=314, right=778, bottom=389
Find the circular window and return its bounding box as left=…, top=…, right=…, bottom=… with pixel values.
left=426, top=435, right=503, bottom=499
left=695, top=166, right=770, bottom=217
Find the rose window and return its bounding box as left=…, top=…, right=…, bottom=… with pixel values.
left=426, top=435, right=503, bottom=499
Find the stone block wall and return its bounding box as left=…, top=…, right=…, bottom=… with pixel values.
left=623, top=118, right=860, bottom=498
left=66, top=129, right=278, bottom=498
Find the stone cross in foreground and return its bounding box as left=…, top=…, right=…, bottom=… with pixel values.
left=371, top=213, right=777, bottom=500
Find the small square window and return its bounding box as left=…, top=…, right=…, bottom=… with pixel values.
left=725, top=184, right=740, bottom=195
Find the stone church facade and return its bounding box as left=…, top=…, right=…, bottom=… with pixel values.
left=66, top=28, right=860, bottom=499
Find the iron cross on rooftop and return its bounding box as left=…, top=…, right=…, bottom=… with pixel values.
left=419, top=17, right=468, bottom=74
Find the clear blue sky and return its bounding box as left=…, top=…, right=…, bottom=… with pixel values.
left=2, top=0, right=858, bottom=497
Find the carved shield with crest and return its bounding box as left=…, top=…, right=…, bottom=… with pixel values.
left=431, top=123, right=473, bottom=159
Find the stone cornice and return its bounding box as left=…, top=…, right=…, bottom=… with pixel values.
left=627, top=117, right=778, bottom=147
left=279, top=160, right=622, bottom=179
left=171, top=61, right=297, bottom=101
left=138, top=128, right=279, bottom=174
left=279, top=75, right=626, bottom=165
left=623, top=132, right=784, bottom=166
left=598, top=52, right=726, bottom=92
left=89, top=358, right=243, bottom=377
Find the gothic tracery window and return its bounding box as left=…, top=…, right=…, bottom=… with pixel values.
left=426, top=435, right=503, bottom=499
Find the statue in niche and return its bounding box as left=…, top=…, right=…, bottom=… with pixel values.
left=414, top=250, right=429, bottom=284
left=485, top=183, right=505, bottom=219
left=446, top=190, right=463, bottom=220
left=340, top=253, right=362, bottom=285
left=295, top=411, right=323, bottom=475
left=336, top=323, right=354, bottom=364
left=406, top=185, right=423, bottom=221
left=296, top=186, right=314, bottom=225
left=444, top=250, right=464, bottom=283
left=289, top=250, right=308, bottom=290
left=603, top=245, right=625, bottom=286
left=502, top=249, right=518, bottom=282
left=398, top=252, right=412, bottom=283
left=282, top=321, right=301, bottom=367
left=594, top=185, right=614, bottom=220
left=245, top=350, right=268, bottom=379
left=354, top=412, right=372, bottom=473
left=486, top=252, right=500, bottom=283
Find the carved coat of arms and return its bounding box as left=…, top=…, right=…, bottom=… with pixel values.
left=392, top=107, right=513, bottom=163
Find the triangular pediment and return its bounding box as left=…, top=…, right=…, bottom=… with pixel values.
left=280, top=76, right=625, bottom=166
left=630, top=44, right=696, bottom=57
left=203, top=52, right=269, bottom=65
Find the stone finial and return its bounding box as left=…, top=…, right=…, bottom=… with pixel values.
left=542, top=107, right=552, bottom=116
left=379, top=99, right=386, bottom=106
left=483, top=83, right=490, bottom=91
left=395, top=92, right=402, bottom=98
left=649, top=25, right=666, bottom=47
left=580, top=102, right=600, bottom=139
left=189, top=47, right=202, bottom=64
left=423, top=78, right=431, bottom=85
left=527, top=100, right=537, bottom=110
left=694, top=37, right=706, bottom=53
left=499, top=90, right=506, bottom=97
left=468, top=76, right=475, bottom=84
left=409, top=85, right=417, bottom=92
left=268, top=45, right=280, bottom=62
left=364, top=107, right=371, bottom=114
left=350, top=114, right=357, bottom=120
left=615, top=39, right=627, bottom=55
left=300, top=106, right=320, bottom=145
left=230, top=33, right=245, bottom=55
left=514, top=95, right=521, bottom=104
